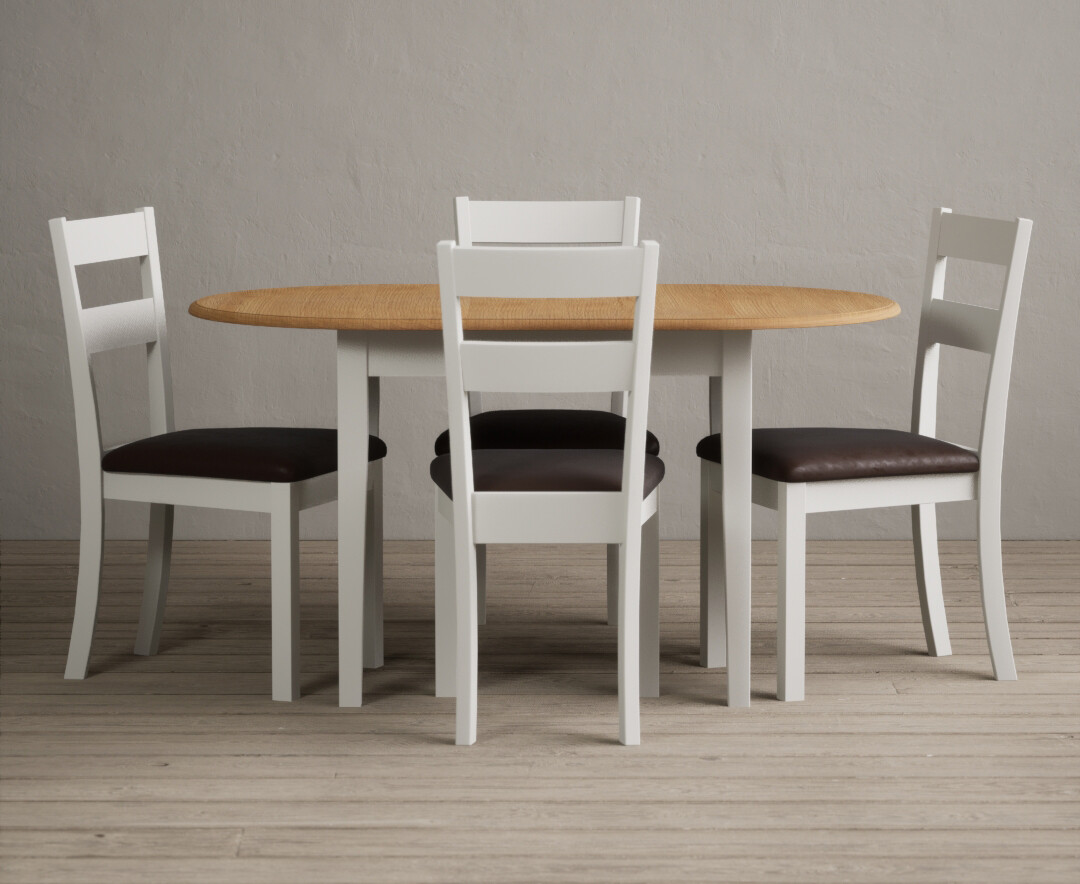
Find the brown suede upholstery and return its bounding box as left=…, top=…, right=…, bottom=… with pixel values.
left=102, top=428, right=386, bottom=483
left=433, top=409, right=660, bottom=456
left=430, top=448, right=665, bottom=499
left=696, top=427, right=980, bottom=483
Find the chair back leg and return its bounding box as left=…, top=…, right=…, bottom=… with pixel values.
left=639, top=511, right=661, bottom=698
left=270, top=483, right=301, bottom=701
left=977, top=483, right=1018, bottom=680
left=134, top=503, right=174, bottom=656
left=606, top=544, right=619, bottom=626
left=777, top=483, right=807, bottom=702
left=64, top=480, right=105, bottom=679
left=475, top=545, right=487, bottom=626
left=911, top=503, right=952, bottom=657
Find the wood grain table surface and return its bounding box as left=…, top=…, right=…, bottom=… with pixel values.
left=189, top=283, right=900, bottom=331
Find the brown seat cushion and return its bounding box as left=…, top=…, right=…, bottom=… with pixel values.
left=433, top=409, right=660, bottom=456
left=696, top=428, right=980, bottom=483
left=430, top=449, right=665, bottom=499
left=102, top=428, right=386, bottom=483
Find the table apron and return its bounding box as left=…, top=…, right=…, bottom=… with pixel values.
left=359, top=330, right=727, bottom=378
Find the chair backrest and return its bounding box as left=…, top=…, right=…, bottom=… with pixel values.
left=437, top=238, right=660, bottom=539
left=911, top=207, right=1033, bottom=477
left=49, top=208, right=173, bottom=480
left=455, top=197, right=640, bottom=246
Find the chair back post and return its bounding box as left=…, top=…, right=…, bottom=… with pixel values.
left=977, top=218, right=1032, bottom=482
left=619, top=241, right=660, bottom=538
left=910, top=207, right=950, bottom=440
left=49, top=208, right=176, bottom=479
left=50, top=216, right=104, bottom=486
left=910, top=208, right=1032, bottom=481
left=140, top=208, right=175, bottom=437
left=437, top=240, right=476, bottom=526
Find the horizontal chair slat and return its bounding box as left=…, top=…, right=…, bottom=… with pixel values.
left=924, top=299, right=1000, bottom=353
left=452, top=246, right=646, bottom=300
left=62, top=212, right=150, bottom=266
left=472, top=492, right=628, bottom=544
left=460, top=340, right=635, bottom=393
left=81, top=299, right=159, bottom=354
left=466, top=201, right=627, bottom=244
left=938, top=213, right=1019, bottom=266
left=804, top=472, right=978, bottom=514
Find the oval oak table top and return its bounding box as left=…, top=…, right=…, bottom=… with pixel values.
left=189, top=284, right=899, bottom=332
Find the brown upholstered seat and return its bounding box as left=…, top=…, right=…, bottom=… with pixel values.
left=433, top=409, right=660, bottom=456
left=430, top=448, right=665, bottom=499
left=696, top=427, right=980, bottom=484
left=102, top=427, right=387, bottom=484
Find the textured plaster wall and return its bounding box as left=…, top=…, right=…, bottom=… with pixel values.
left=2, top=0, right=1078, bottom=541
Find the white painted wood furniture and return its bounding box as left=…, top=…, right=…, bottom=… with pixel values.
left=448, top=197, right=648, bottom=629
left=698, top=208, right=1032, bottom=700
left=433, top=238, right=662, bottom=745
left=49, top=208, right=385, bottom=701
left=190, top=282, right=898, bottom=709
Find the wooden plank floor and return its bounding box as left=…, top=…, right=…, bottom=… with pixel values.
left=1, top=539, right=1077, bottom=883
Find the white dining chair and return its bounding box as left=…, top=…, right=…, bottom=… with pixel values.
left=435, top=198, right=658, bottom=630
left=697, top=208, right=1032, bottom=700
left=433, top=237, right=662, bottom=745
left=50, top=207, right=387, bottom=701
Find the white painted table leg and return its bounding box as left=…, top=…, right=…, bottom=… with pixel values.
left=363, top=377, right=384, bottom=669
left=721, top=331, right=753, bottom=708
left=337, top=331, right=370, bottom=707
left=700, top=378, right=726, bottom=668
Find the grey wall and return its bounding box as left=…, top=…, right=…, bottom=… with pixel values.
left=2, top=0, right=1078, bottom=542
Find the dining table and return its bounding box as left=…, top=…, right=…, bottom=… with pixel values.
left=189, top=283, right=900, bottom=708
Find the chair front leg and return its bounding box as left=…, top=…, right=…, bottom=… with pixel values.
left=618, top=534, right=642, bottom=746
left=912, top=502, right=952, bottom=657
left=454, top=526, right=480, bottom=746
left=777, top=483, right=806, bottom=701
left=435, top=501, right=456, bottom=697
left=65, top=478, right=105, bottom=679
left=977, top=480, right=1017, bottom=680
left=134, top=503, right=174, bottom=656
left=639, top=511, right=660, bottom=698
left=270, top=484, right=301, bottom=701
